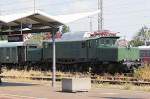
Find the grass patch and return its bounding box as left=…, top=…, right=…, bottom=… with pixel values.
left=0, top=69, right=90, bottom=80
left=134, top=64, right=150, bottom=80
left=92, top=83, right=150, bottom=92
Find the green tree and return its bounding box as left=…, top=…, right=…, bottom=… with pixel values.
left=129, top=26, right=150, bottom=47
left=129, top=39, right=144, bottom=47
left=135, top=26, right=150, bottom=41
left=61, top=25, right=70, bottom=34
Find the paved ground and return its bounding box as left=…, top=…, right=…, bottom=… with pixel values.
left=0, top=80, right=150, bottom=99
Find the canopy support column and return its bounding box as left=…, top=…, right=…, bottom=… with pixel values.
left=52, top=28, right=58, bottom=87
left=0, top=63, right=2, bottom=83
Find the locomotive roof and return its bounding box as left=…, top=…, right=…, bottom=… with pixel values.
left=44, top=31, right=88, bottom=42
left=44, top=31, right=119, bottom=42
left=59, top=31, right=89, bottom=41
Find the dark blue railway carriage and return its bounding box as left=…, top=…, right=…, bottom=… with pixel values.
left=0, top=42, right=42, bottom=66
left=0, top=42, right=26, bottom=64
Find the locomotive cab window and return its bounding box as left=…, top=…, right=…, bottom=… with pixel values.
left=100, top=39, right=104, bottom=45
left=100, top=39, right=109, bottom=45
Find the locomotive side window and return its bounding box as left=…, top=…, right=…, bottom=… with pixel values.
left=44, top=43, right=48, bottom=48
left=81, top=42, right=86, bottom=48
left=88, top=41, right=91, bottom=48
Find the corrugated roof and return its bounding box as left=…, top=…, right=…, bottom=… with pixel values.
left=0, top=10, right=64, bottom=26
left=0, top=10, right=100, bottom=26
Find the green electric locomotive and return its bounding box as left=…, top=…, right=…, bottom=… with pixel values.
left=43, top=31, right=140, bottom=73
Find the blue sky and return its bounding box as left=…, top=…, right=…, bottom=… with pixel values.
left=0, top=0, right=150, bottom=40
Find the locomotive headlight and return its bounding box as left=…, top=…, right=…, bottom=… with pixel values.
left=137, top=59, right=140, bottom=62
left=123, top=59, right=127, bottom=62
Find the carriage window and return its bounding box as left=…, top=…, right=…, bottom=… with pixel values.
left=6, top=48, right=10, bottom=59
left=12, top=48, right=16, bottom=58
left=140, top=50, right=144, bottom=57
left=146, top=51, right=150, bottom=57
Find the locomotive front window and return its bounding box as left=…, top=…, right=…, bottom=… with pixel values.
left=113, top=39, right=116, bottom=45
left=110, top=39, right=116, bottom=46
left=106, top=39, right=110, bottom=45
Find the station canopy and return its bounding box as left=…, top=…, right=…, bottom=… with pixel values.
left=0, top=10, right=100, bottom=35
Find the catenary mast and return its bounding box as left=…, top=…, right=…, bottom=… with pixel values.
left=98, top=0, right=103, bottom=31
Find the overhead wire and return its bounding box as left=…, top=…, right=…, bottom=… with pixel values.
left=1, top=0, right=150, bottom=20
left=0, top=0, right=147, bottom=12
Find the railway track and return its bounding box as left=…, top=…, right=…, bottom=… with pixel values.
left=1, top=75, right=150, bottom=85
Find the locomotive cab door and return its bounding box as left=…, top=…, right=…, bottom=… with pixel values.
left=17, top=46, right=27, bottom=63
